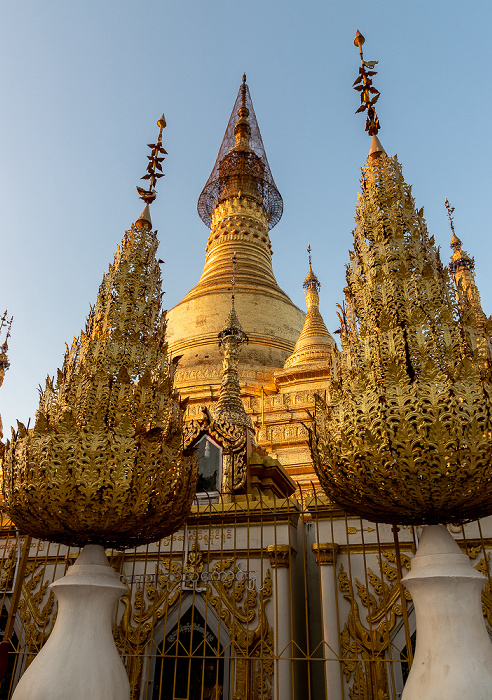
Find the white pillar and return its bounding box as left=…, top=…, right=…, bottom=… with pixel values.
left=312, top=543, right=342, bottom=700
left=12, top=544, right=130, bottom=700
left=266, top=544, right=292, bottom=700
left=402, top=524, right=492, bottom=700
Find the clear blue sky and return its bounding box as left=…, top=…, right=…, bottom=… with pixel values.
left=1, top=0, right=491, bottom=433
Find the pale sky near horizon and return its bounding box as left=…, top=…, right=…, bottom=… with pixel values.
left=1, top=0, right=491, bottom=433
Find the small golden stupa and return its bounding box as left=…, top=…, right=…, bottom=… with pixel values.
left=310, top=33, right=492, bottom=524
left=2, top=116, right=197, bottom=548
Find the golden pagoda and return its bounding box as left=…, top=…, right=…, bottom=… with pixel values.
left=283, top=246, right=336, bottom=370
left=166, top=76, right=304, bottom=418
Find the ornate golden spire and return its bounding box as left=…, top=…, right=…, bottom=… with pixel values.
left=3, top=119, right=197, bottom=549
left=310, top=56, right=492, bottom=524
left=214, top=254, right=253, bottom=430
left=445, top=198, right=492, bottom=364
left=197, top=76, right=283, bottom=229
left=446, top=198, right=474, bottom=274
left=284, top=246, right=335, bottom=369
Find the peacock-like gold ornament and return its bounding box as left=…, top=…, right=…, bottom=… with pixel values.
left=2, top=120, right=197, bottom=549
left=310, top=35, right=492, bottom=524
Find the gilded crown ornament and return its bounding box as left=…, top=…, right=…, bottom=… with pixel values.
left=2, top=117, right=197, bottom=549
left=310, top=35, right=492, bottom=524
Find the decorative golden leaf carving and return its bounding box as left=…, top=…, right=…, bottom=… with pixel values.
left=114, top=555, right=273, bottom=700
left=338, top=552, right=411, bottom=700
left=311, top=150, right=492, bottom=524
left=3, top=219, right=197, bottom=548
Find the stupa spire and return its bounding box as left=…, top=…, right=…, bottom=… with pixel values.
left=214, top=253, right=253, bottom=430
left=284, top=246, right=335, bottom=369
left=197, top=75, right=283, bottom=229
left=445, top=198, right=491, bottom=361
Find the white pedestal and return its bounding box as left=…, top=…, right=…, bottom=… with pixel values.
left=12, top=544, right=130, bottom=700
left=402, top=524, right=492, bottom=700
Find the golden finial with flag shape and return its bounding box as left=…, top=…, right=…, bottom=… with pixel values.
left=353, top=30, right=381, bottom=136
left=136, top=114, right=167, bottom=205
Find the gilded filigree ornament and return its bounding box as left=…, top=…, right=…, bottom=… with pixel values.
left=184, top=406, right=249, bottom=492
left=17, top=560, right=57, bottom=667
left=310, top=41, right=492, bottom=524
left=114, top=553, right=273, bottom=700
left=338, top=552, right=412, bottom=700
left=2, top=119, right=197, bottom=548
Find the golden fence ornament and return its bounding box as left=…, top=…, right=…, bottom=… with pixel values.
left=310, top=149, right=492, bottom=524
left=2, top=122, right=197, bottom=548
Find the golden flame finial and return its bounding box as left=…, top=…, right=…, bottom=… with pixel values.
left=353, top=30, right=381, bottom=136
left=136, top=114, right=167, bottom=205
left=311, top=145, right=492, bottom=525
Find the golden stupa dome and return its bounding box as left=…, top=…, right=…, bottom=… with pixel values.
left=166, top=77, right=304, bottom=393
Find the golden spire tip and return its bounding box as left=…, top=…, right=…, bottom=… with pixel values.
left=354, top=29, right=365, bottom=48
left=445, top=198, right=461, bottom=248
left=136, top=116, right=167, bottom=205
left=242, top=73, right=246, bottom=83
left=353, top=31, right=381, bottom=137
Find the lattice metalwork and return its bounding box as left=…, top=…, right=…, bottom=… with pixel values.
left=197, top=77, right=283, bottom=230
left=0, top=494, right=491, bottom=699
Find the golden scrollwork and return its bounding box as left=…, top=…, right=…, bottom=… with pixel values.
left=338, top=551, right=412, bottom=700
left=311, top=145, right=492, bottom=524
left=206, top=558, right=273, bottom=700
left=17, top=561, right=57, bottom=667
left=0, top=546, right=17, bottom=592
left=3, top=214, right=197, bottom=549
left=114, top=552, right=273, bottom=700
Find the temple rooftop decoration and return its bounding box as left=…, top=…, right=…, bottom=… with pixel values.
left=283, top=246, right=336, bottom=369
left=310, top=31, right=492, bottom=525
